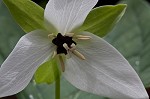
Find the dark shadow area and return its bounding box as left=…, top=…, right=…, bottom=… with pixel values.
left=146, top=88, right=150, bottom=97
left=32, top=0, right=120, bottom=8
left=146, top=0, right=150, bottom=3
left=96, top=0, right=119, bottom=6
left=2, top=95, right=17, bottom=99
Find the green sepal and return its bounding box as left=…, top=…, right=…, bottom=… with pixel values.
left=34, top=58, right=60, bottom=84
left=79, top=4, right=127, bottom=37
left=3, top=0, right=45, bottom=33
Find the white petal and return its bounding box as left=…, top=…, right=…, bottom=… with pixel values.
left=44, top=0, right=98, bottom=34
left=0, top=30, right=54, bottom=97
left=64, top=32, right=149, bottom=99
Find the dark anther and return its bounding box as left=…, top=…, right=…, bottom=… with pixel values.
left=52, top=33, right=76, bottom=55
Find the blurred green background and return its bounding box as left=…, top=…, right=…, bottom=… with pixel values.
left=0, top=0, right=150, bottom=99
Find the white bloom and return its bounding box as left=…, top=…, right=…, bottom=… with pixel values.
left=0, top=0, right=149, bottom=98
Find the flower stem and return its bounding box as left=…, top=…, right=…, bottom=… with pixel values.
left=55, top=76, right=60, bottom=99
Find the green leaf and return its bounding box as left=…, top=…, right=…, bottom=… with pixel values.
left=80, top=4, right=127, bottom=37
left=105, top=0, right=150, bottom=87
left=129, top=0, right=150, bottom=87
left=0, top=1, right=24, bottom=64
left=34, top=58, right=60, bottom=84
left=18, top=77, right=107, bottom=99
left=3, top=0, right=45, bottom=33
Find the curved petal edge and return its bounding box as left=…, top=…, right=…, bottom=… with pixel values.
left=0, top=30, right=53, bottom=97
left=64, top=32, right=149, bottom=99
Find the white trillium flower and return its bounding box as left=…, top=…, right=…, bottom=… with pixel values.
left=0, top=0, right=149, bottom=98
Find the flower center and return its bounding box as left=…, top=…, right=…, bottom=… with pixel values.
left=52, top=33, right=76, bottom=55
left=49, top=33, right=91, bottom=72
